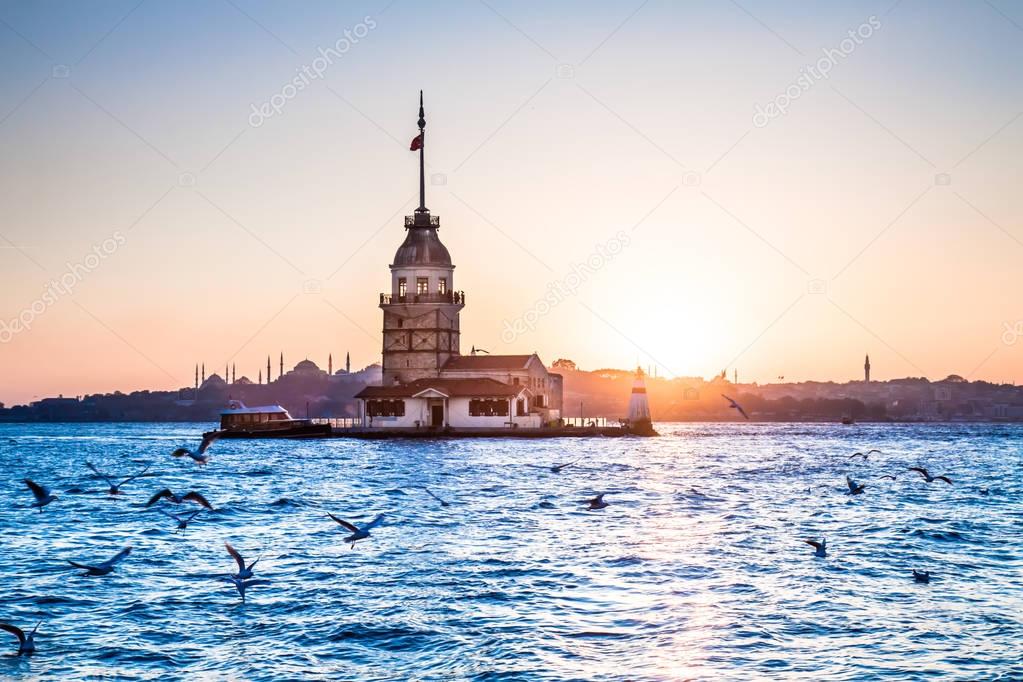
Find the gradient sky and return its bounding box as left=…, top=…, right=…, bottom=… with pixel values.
left=1, top=0, right=1021, bottom=405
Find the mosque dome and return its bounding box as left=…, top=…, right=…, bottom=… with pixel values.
left=392, top=227, right=451, bottom=268
left=293, top=359, right=321, bottom=373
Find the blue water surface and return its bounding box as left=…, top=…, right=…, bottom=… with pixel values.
left=0, top=422, right=1020, bottom=681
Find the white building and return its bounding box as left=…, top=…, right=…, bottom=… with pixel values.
left=356, top=93, right=562, bottom=430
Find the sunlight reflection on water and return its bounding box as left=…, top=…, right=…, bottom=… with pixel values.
left=0, top=422, right=1021, bottom=680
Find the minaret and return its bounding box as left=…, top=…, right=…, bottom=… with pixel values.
left=627, top=366, right=657, bottom=436
left=232, top=364, right=236, bottom=384
left=328, top=353, right=333, bottom=375
left=225, top=363, right=229, bottom=383
left=194, top=364, right=198, bottom=390
left=346, top=351, right=350, bottom=374
left=258, top=369, right=262, bottom=385
left=267, top=355, right=271, bottom=382
left=379, top=92, right=464, bottom=385
left=201, top=363, right=205, bottom=382
left=280, top=352, right=284, bottom=378
left=864, top=354, right=871, bottom=383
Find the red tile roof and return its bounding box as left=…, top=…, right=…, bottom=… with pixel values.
left=355, top=377, right=530, bottom=399
left=441, top=354, right=536, bottom=371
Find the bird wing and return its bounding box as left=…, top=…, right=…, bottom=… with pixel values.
left=879, top=475, right=897, bottom=480
left=0, top=623, right=25, bottom=643
left=721, top=394, right=737, bottom=407
left=868, top=449, right=882, bottom=454
left=119, top=463, right=151, bottom=487
left=241, top=579, right=271, bottom=588
left=86, top=461, right=115, bottom=487
left=185, top=509, right=204, bottom=521
left=170, top=448, right=191, bottom=458
left=935, top=476, right=952, bottom=485
left=327, top=513, right=358, bottom=532
left=736, top=404, right=750, bottom=419
left=908, top=467, right=928, bottom=478
left=364, top=514, right=386, bottom=530
left=553, top=459, right=579, bottom=471
left=846, top=476, right=859, bottom=492
left=67, top=560, right=95, bottom=571
left=146, top=489, right=172, bottom=507
left=157, top=509, right=179, bottom=521
left=182, top=491, right=213, bottom=509
left=804, top=540, right=823, bottom=550
left=23, top=479, right=49, bottom=501
left=225, top=542, right=246, bottom=572
left=105, top=547, right=132, bottom=566
left=198, top=431, right=222, bottom=455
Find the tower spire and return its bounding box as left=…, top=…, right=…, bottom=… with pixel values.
left=417, top=90, right=426, bottom=213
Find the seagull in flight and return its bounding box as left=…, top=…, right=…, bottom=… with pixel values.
left=878, top=474, right=898, bottom=481
left=721, top=394, right=749, bottom=420
left=804, top=538, right=827, bottom=557
left=170, top=431, right=222, bottom=465
left=327, top=512, right=385, bottom=548
left=848, top=452, right=869, bottom=461
left=908, top=467, right=952, bottom=485
left=913, top=570, right=930, bottom=584
left=424, top=488, right=450, bottom=507
left=225, top=542, right=260, bottom=580
left=845, top=476, right=866, bottom=495
left=0, top=622, right=40, bottom=655
left=586, top=493, right=609, bottom=510
left=549, top=459, right=579, bottom=473
left=67, top=546, right=132, bottom=576
left=23, top=479, right=56, bottom=512
left=146, top=488, right=213, bottom=509
left=86, top=461, right=151, bottom=495
left=158, top=508, right=204, bottom=532
left=226, top=576, right=271, bottom=603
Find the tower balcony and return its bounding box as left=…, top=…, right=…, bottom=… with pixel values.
left=380, top=291, right=465, bottom=306
left=405, top=214, right=440, bottom=228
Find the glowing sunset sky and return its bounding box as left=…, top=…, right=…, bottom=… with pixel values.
left=1, top=0, right=1021, bottom=404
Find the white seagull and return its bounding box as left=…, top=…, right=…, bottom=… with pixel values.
left=908, top=467, right=952, bottom=485
left=0, top=622, right=40, bottom=655
left=23, top=479, right=57, bottom=512
left=721, top=394, right=749, bottom=420
left=67, top=546, right=132, bottom=576
left=86, top=460, right=151, bottom=495
left=226, top=576, right=271, bottom=603
left=225, top=542, right=260, bottom=579
left=170, top=431, right=222, bottom=465
left=845, top=475, right=866, bottom=495
left=146, top=488, right=213, bottom=509
left=327, top=512, right=385, bottom=548
left=804, top=538, right=827, bottom=557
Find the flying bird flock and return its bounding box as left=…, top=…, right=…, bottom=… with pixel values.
left=3, top=431, right=616, bottom=656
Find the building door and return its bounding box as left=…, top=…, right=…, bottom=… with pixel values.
left=431, top=404, right=444, bottom=427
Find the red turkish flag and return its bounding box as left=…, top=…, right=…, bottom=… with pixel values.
left=409, top=133, right=422, bottom=151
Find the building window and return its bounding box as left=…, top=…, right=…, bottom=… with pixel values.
left=398, top=278, right=407, bottom=297
left=512, top=377, right=519, bottom=385
left=517, top=398, right=526, bottom=416
left=417, top=277, right=429, bottom=295
left=438, top=277, right=447, bottom=295
left=469, top=398, right=509, bottom=417
left=367, top=399, right=405, bottom=417
left=533, top=395, right=545, bottom=408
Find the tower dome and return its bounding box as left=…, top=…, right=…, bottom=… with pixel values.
left=392, top=226, right=451, bottom=267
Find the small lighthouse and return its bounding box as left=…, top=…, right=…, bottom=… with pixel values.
left=627, top=366, right=657, bottom=436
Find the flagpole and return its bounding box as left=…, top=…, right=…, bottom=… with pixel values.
left=417, top=90, right=426, bottom=213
